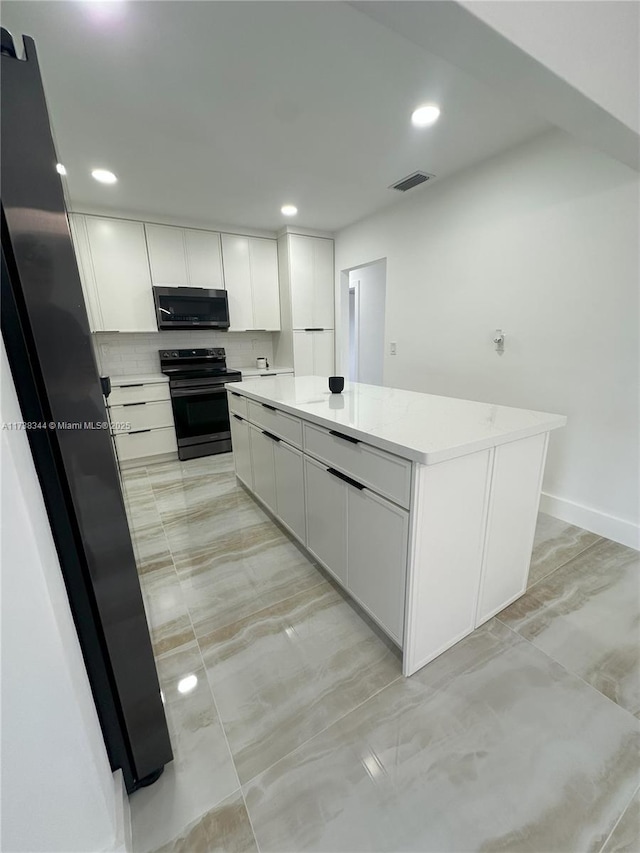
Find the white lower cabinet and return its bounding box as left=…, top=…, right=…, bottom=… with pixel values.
left=347, top=487, right=408, bottom=643
left=249, top=424, right=277, bottom=513
left=274, top=441, right=305, bottom=543
left=229, top=414, right=253, bottom=488
left=292, top=330, right=334, bottom=376
left=304, top=457, right=347, bottom=586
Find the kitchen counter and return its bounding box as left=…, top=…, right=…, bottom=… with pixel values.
left=226, top=375, right=566, bottom=465
left=230, top=365, right=294, bottom=378
left=227, top=377, right=566, bottom=676
left=110, top=373, right=169, bottom=386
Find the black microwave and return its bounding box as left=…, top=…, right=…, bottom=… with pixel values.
left=152, top=286, right=230, bottom=331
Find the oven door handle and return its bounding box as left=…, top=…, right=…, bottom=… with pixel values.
left=171, top=386, right=228, bottom=398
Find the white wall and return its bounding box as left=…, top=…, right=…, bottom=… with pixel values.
left=462, top=1, right=640, bottom=134
left=348, top=260, right=386, bottom=386
left=1, top=343, right=126, bottom=852
left=335, top=129, right=639, bottom=546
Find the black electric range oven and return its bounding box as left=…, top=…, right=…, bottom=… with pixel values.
left=160, top=348, right=241, bottom=459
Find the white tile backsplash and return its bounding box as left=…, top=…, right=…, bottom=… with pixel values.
left=94, top=331, right=275, bottom=376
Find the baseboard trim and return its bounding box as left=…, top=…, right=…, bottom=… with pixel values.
left=540, top=492, right=639, bottom=550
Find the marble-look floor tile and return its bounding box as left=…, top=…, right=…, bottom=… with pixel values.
left=244, top=620, right=640, bottom=853
left=129, top=516, right=175, bottom=576
left=139, top=565, right=196, bottom=657
left=161, top=491, right=269, bottom=560
left=130, top=643, right=239, bottom=853
left=500, top=539, right=640, bottom=717
left=176, top=521, right=325, bottom=635
left=601, top=787, right=640, bottom=853
left=200, top=582, right=401, bottom=784
left=151, top=468, right=239, bottom=516
left=153, top=791, right=258, bottom=853
left=529, top=512, right=601, bottom=587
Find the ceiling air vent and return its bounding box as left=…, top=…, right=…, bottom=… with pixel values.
left=390, top=171, right=434, bottom=192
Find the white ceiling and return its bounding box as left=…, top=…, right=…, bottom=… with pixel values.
left=2, top=1, right=549, bottom=232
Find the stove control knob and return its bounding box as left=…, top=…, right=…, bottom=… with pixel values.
left=161, top=351, right=170, bottom=358
left=171, top=351, right=178, bottom=358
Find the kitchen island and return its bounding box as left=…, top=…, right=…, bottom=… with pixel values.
left=226, top=376, right=566, bottom=676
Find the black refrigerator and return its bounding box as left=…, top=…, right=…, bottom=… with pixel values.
left=1, top=28, right=173, bottom=792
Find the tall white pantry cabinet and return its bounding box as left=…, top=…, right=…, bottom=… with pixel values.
left=275, top=233, right=335, bottom=376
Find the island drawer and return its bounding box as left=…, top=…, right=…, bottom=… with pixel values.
left=303, top=422, right=412, bottom=509
left=247, top=401, right=302, bottom=448
left=108, top=382, right=169, bottom=406
left=227, top=390, right=248, bottom=418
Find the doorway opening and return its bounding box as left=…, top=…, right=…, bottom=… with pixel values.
left=347, top=259, right=386, bottom=386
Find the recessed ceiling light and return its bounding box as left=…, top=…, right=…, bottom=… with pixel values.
left=281, top=204, right=298, bottom=217
left=56, top=163, right=67, bottom=176
left=411, top=104, right=440, bottom=128
left=91, top=168, right=117, bottom=184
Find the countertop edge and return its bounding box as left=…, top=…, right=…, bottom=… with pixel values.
left=224, top=382, right=567, bottom=465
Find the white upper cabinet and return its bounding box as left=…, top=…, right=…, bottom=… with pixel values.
left=250, top=237, right=280, bottom=330
left=221, top=234, right=280, bottom=331
left=289, top=235, right=334, bottom=329
left=184, top=229, right=224, bottom=289
left=145, top=224, right=224, bottom=289
left=145, top=224, right=189, bottom=286
left=68, top=213, right=103, bottom=331
left=83, top=216, right=156, bottom=332
left=221, top=234, right=253, bottom=329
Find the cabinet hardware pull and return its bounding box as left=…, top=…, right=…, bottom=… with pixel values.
left=120, top=383, right=144, bottom=388
left=129, top=428, right=152, bottom=435
left=232, top=414, right=243, bottom=421
left=122, top=402, right=147, bottom=407
left=231, top=392, right=241, bottom=397
left=262, top=403, right=277, bottom=411
left=327, top=467, right=364, bottom=490
left=262, top=430, right=281, bottom=442
left=329, top=429, right=359, bottom=445
left=259, top=373, right=276, bottom=377
left=304, top=327, right=324, bottom=331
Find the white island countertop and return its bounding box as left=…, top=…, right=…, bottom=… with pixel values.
left=226, top=375, right=566, bottom=465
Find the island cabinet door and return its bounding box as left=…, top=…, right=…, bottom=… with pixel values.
left=273, top=441, right=306, bottom=543
left=249, top=424, right=277, bottom=513
left=304, top=457, right=347, bottom=585
left=230, top=414, right=252, bottom=489
left=347, top=487, right=409, bottom=644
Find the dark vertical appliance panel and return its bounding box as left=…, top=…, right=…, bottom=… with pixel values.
left=1, top=30, right=172, bottom=791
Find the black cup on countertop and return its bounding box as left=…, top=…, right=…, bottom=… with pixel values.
left=329, top=376, right=345, bottom=394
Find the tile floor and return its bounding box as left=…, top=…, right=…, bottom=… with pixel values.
left=124, top=454, right=639, bottom=853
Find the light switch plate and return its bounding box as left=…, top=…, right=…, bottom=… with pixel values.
left=390, top=342, right=397, bottom=355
